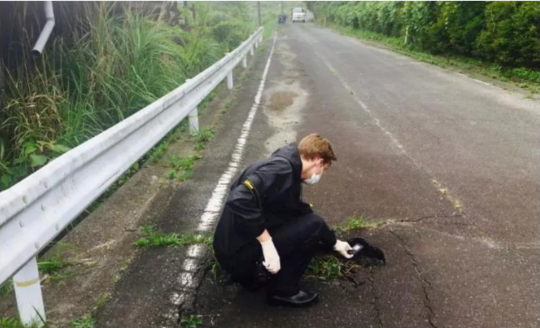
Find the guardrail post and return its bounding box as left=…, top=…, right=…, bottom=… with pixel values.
left=255, top=40, right=259, bottom=49
left=227, top=71, right=234, bottom=90
left=250, top=46, right=254, bottom=56
left=242, top=56, right=247, bottom=68
left=188, top=107, right=199, bottom=136
left=13, top=257, right=45, bottom=327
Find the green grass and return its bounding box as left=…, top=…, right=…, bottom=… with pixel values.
left=323, top=22, right=540, bottom=93
left=180, top=315, right=203, bottom=328
left=92, top=292, right=111, bottom=313
left=147, top=123, right=187, bottom=164
left=306, top=254, right=364, bottom=281
left=263, top=17, right=278, bottom=40
left=71, top=314, right=95, bottom=328
left=135, top=226, right=212, bottom=248
left=211, top=260, right=221, bottom=279
left=38, top=256, right=70, bottom=275
left=168, top=154, right=201, bottom=171
left=0, top=315, right=43, bottom=328
left=68, top=292, right=110, bottom=328
left=306, top=255, right=343, bottom=280
left=36, top=243, right=79, bottom=282
left=0, top=317, right=23, bottom=328
left=193, top=128, right=215, bottom=151
left=165, top=154, right=202, bottom=182
left=335, top=215, right=378, bottom=232
left=0, top=279, right=13, bottom=298
left=1, top=2, right=257, bottom=191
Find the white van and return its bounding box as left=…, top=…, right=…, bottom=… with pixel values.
left=292, top=7, right=306, bottom=23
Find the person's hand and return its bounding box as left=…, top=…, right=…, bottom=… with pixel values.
left=334, top=239, right=353, bottom=259
left=260, top=238, right=281, bottom=274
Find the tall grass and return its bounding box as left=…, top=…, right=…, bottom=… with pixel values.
left=0, top=2, right=255, bottom=190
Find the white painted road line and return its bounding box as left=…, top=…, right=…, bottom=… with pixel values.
left=472, top=78, right=490, bottom=86
left=196, top=33, right=278, bottom=233
left=165, top=32, right=278, bottom=322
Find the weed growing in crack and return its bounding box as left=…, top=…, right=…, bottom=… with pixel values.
left=336, top=215, right=378, bottom=232
left=71, top=314, right=96, bottom=328
left=180, top=315, right=203, bottom=328
left=38, top=256, right=71, bottom=275
left=70, top=293, right=110, bottom=328
left=306, top=255, right=364, bottom=281
left=135, top=226, right=212, bottom=248
left=113, top=258, right=132, bottom=283
left=166, top=154, right=201, bottom=182
left=146, top=124, right=186, bottom=165
left=93, top=292, right=112, bottom=313
left=194, top=128, right=215, bottom=151
left=306, top=255, right=343, bottom=280
left=211, top=259, right=221, bottom=279
left=69, top=293, right=110, bottom=328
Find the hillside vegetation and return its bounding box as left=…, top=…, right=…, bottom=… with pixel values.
left=312, top=2, right=540, bottom=83
left=0, top=2, right=273, bottom=190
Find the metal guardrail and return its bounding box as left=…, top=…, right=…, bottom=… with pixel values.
left=0, top=26, right=263, bottom=325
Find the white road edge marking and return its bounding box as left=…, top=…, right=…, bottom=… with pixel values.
left=458, top=72, right=490, bottom=86
left=166, top=32, right=278, bottom=322
left=196, top=34, right=277, bottom=234
left=472, top=78, right=490, bottom=86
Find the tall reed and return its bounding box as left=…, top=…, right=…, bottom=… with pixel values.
left=0, top=2, right=255, bottom=190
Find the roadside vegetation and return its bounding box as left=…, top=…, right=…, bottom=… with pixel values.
left=335, top=214, right=379, bottom=232
left=69, top=292, right=110, bottom=328
left=0, top=2, right=259, bottom=191
left=181, top=315, right=204, bottom=328
left=305, top=215, right=381, bottom=280
left=311, top=2, right=540, bottom=92
left=135, top=225, right=212, bottom=248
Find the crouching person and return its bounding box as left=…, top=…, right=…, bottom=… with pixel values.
left=213, top=134, right=353, bottom=307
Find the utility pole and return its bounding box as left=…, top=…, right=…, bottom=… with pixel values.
left=257, top=1, right=261, bottom=27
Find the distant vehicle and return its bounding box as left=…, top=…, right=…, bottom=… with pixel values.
left=278, top=12, right=287, bottom=24
left=291, top=7, right=306, bottom=23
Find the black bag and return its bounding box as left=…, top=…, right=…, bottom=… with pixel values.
left=346, top=237, right=386, bottom=266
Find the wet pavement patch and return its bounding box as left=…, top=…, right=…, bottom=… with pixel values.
left=268, top=91, right=297, bottom=112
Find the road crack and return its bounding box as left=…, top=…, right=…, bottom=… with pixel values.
left=374, top=213, right=474, bottom=229
left=389, top=230, right=438, bottom=328
left=368, top=269, right=383, bottom=328
left=403, top=214, right=464, bottom=223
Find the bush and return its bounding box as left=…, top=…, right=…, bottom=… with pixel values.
left=475, top=2, right=540, bottom=69
left=0, top=2, right=257, bottom=190
left=313, top=1, right=540, bottom=70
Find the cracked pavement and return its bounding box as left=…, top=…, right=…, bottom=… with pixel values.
left=95, top=23, right=539, bottom=328
left=190, top=24, right=539, bottom=328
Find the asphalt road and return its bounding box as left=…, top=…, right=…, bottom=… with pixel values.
left=97, top=23, right=539, bottom=328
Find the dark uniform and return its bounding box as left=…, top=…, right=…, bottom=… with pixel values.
left=213, top=143, right=337, bottom=296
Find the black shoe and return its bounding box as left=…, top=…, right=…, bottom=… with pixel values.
left=267, top=290, right=319, bottom=307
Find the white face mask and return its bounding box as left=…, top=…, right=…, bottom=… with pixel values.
left=303, top=163, right=323, bottom=185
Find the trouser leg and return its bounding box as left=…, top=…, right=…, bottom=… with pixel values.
left=267, top=213, right=335, bottom=296
left=231, top=213, right=337, bottom=295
